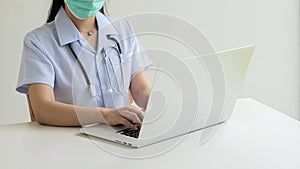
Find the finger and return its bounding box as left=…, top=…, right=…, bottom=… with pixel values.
left=117, top=106, right=143, bottom=121
left=136, top=123, right=141, bottom=129
left=120, top=118, right=138, bottom=130
left=128, top=105, right=144, bottom=121
left=120, top=111, right=142, bottom=125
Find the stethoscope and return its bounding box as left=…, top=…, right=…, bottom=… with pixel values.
left=68, top=35, right=127, bottom=97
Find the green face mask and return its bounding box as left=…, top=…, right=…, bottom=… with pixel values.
left=66, top=0, right=106, bottom=19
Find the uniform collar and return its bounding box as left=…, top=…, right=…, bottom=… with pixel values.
left=55, top=7, right=118, bottom=47
left=55, top=7, right=79, bottom=46
left=96, top=11, right=119, bottom=35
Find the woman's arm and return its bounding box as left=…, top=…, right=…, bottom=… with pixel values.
left=130, top=70, right=152, bottom=110
left=28, top=84, right=105, bottom=126
left=28, top=84, right=142, bottom=129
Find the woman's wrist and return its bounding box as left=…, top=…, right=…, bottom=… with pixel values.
left=99, top=107, right=115, bottom=123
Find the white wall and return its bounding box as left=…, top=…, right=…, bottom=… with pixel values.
left=109, top=0, right=300, bottom=120
left=0, top=0, right=52, bottom=124
left=0, top=0, right=299, bottom=124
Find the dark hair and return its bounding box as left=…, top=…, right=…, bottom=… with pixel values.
left=46, top=0, right=105, bottom=23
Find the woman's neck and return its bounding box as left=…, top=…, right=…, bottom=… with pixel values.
left=64, top=4, right=98, bottom=33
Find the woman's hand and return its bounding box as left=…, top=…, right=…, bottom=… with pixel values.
left=101, top=105, right=144, bottom=130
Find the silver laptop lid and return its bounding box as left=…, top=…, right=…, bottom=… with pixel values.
left=139, top=45, right=254, bottom=144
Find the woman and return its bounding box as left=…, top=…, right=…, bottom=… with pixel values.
left=16, top=0, right=152, bottom=130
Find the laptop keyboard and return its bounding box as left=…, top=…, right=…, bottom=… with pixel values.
left=117, top=127, right=140, bottom=138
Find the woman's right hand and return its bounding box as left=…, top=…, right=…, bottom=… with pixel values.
left=101, top=105, right=144, bottom=130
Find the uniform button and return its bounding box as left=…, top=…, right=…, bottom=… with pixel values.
left=102, top=85, right=107, bottom=90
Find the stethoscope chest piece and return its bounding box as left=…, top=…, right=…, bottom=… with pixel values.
left=88, top=84, right=97, bottom=97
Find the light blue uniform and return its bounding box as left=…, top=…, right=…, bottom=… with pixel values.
left=16, top=7, right=152, bottom=108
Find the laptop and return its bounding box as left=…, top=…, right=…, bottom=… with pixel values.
left=80, top=45, right=255, bottom=148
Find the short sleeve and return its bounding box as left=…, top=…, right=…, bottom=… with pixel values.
left=16, top=32, right=55, bottom=94
left=125, top=21, right=153, bottom=76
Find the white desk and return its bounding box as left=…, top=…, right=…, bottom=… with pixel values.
left=1, top=98, right=300, bottom=169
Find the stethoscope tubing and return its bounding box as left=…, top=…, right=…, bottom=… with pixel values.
left=67, top=35, right=126, bottom=97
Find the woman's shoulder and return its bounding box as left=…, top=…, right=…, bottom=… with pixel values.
left=104, top=15, right=135, bottom=35
left=24, top=21, right=56, bottom=42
